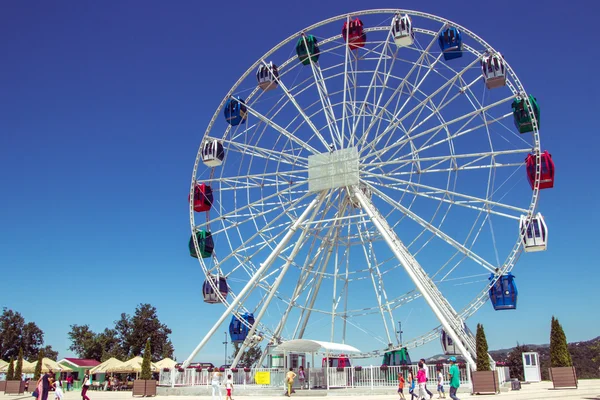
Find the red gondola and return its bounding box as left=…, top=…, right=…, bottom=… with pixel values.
left=342, top=18, right=366, bottom=50
left=188, top=183, right=213, bottom=212
left=525, top=151, right=555, bottom=190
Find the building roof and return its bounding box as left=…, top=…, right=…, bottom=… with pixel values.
left=275, top=339, right=361, bottom=354
left=59, top=358, right=101, bottom=368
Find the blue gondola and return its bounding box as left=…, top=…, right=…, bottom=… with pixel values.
left=224, top=97, right=247, bottom=126
left=438, top=27, right=462, bottom=60
left=489, top=273, right=518, bottom=310
left=229, top=312, right=255, bottom=343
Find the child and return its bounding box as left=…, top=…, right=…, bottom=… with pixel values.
left=397, top=373, right=406, bottom=400
left=53, top=377, right=64, bottom=400
left=437, top=369, right=446, bottom=399
left=408, top=371, right=417, bottom=400
left=224, top=374, right=234, bottom=400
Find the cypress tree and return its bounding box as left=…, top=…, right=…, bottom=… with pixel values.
left=33, top=349, right=44, bottom=381
left=476, top=323, right=491, bottom=371
left=14, top=348, right=23, bottom=381
left=549, top=316, right=573, bottom=367
left=6, top=357, right=15, bottom=381
left=140, top=339, right=152, bottom=380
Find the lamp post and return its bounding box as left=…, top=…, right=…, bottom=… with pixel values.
left=223, top=332, right=228, bottom=366
left=397, top=321, right=403, bottom=345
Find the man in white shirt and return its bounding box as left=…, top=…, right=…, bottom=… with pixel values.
left=420, top=358, right=433, bottom=399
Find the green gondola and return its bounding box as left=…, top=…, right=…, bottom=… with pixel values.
left=296, top=35, right=320, bottom=65
left=382, top=347, right=412, bottom=366
left=512, top=94, right=540, bottom=134
left=189, top=230, right=214, bottom=258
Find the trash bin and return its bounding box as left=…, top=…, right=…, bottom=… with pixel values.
left=511, top=379, right=521, bottom=390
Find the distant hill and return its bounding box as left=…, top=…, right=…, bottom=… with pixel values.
left=427, top=336, right=600, bottom=380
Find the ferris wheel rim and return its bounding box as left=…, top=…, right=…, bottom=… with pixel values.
left=189, top=9, right=542, bottom=354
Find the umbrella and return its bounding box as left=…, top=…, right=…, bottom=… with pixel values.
left=0, top=359, right=34, bottom=373
left=154, top=358, right=176, bottom=370
left=90, top=358, right=125, bottom=375
left=26, top=358, right=73, bottom=374
left=107, top=356, right=157, bottom=373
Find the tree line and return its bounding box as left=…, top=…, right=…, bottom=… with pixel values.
left=0, top=303, right=174, bottom=364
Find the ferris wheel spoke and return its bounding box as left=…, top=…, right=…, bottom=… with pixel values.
left=231, top=192, right=326, bottom=367
left=221, top=134, right=309, bottom=169
left=195, top=180, right=307, bottom=231
left=362, top=55, right=484, bottom=161
left=356, top=216, right=396, bottom=345
left=269, top=200, right=343, bottom=345
left=349, top=32, right=395, bottom=146
left=242, top=101, right=321, bottom=155
left=356, top=24, right=447, bottom=152
left=364, top=94, right=516, bottom=164
left=296, top=204, right=347, bottom=339
left=363, top=174, right=524, bottom=220
left=367, top=184, right=498, bottom=274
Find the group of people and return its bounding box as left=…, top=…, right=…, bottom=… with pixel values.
left=398, top=357, right=461, bottom=400
left=33, top=370, right=64, bottom=400
left=210, top=370, right=235, bottom=400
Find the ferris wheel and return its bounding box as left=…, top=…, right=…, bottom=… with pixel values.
left=184, top=9, right=555, bottom=370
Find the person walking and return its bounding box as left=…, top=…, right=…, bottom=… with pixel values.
left=211, top=369, right=222, bottom=400
left=397, top=372, right=406, bottom=400
left=447, top=357, right=460, bottom=400
left=224, top=374, right=234, bottom=400
left=437, top=368, right=446, bottom=399
left=407, top=370, right=416, bottom=400
left=81, top=370, right=91, bottom=400
left=285, top=367, right=296, bottom=397
left=298, top=366, right=306, bottom=389
left=37, top=370, right=53, bottom=400
left=66, top=375, right=73, bottom=392
left=417, top=362, right=428, bottom=400
left=420, top=359, right=434, bottom=399
left=53, top=376, right=64, bottom=400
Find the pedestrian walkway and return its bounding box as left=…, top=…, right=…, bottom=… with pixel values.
left=2, top=380, right=598, bottom=400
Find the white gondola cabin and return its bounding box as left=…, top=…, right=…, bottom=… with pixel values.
left=202, top=139, right=225, bottom=167
left=256, top=62, right=279, bottom=92
left=520, top=213, right=548, bottom=252
left=481, top=52, right=506, bottom=89
left=202, top=275, right=228, bottom=303
left=441, top=324, right=472, bottom=355
left=391, top=14, right=414, bottom=47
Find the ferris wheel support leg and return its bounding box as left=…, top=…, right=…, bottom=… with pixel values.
left=231, top=192, right=326, bottom=368
left=178, top=194, right=324, bottom=376
left=351, top=185, right=477, bottom=370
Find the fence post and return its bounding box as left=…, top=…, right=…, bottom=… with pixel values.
left=370, top=366, right=374, bottom=391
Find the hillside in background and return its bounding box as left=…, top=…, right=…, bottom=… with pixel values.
left=427, top=336, right=599, bottom=380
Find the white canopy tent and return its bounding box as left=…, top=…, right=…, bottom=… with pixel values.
left=275, top=339, right=360, bottom=354
left=274, top=339, right=361, bottom=390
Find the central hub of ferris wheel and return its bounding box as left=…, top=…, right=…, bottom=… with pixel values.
left=307, top=147, right=359, bottom=192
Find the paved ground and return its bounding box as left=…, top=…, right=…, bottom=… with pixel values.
left=3, top=381, right=598, bottom=400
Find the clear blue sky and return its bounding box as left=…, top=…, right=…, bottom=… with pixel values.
left=1, top=0, right=598, bottom=366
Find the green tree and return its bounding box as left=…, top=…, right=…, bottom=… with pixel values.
left=33, top=349, right=44, bottom=380
left=140, top=339, right=152, bottom=380
left=39, top=345, right=58, bottom=360
left=550, top=316, right=572, bottom=367
left=476, top=323, right=491, bottom=371
left=6, top=357, right=15, bottom=380
left=67, top=304, right=174, bottom=362
left=506, top=343, right=529, bottom=381
left=232, top=342, right=263, bottom=368
left=0, top=309, right=45, bottom=360
left=14, top=348, right=23, bottom=380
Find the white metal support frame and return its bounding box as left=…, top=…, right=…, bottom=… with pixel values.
left=175, top=195, right=323, bottom=385
left=351, top=185, right=477, bottom=370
